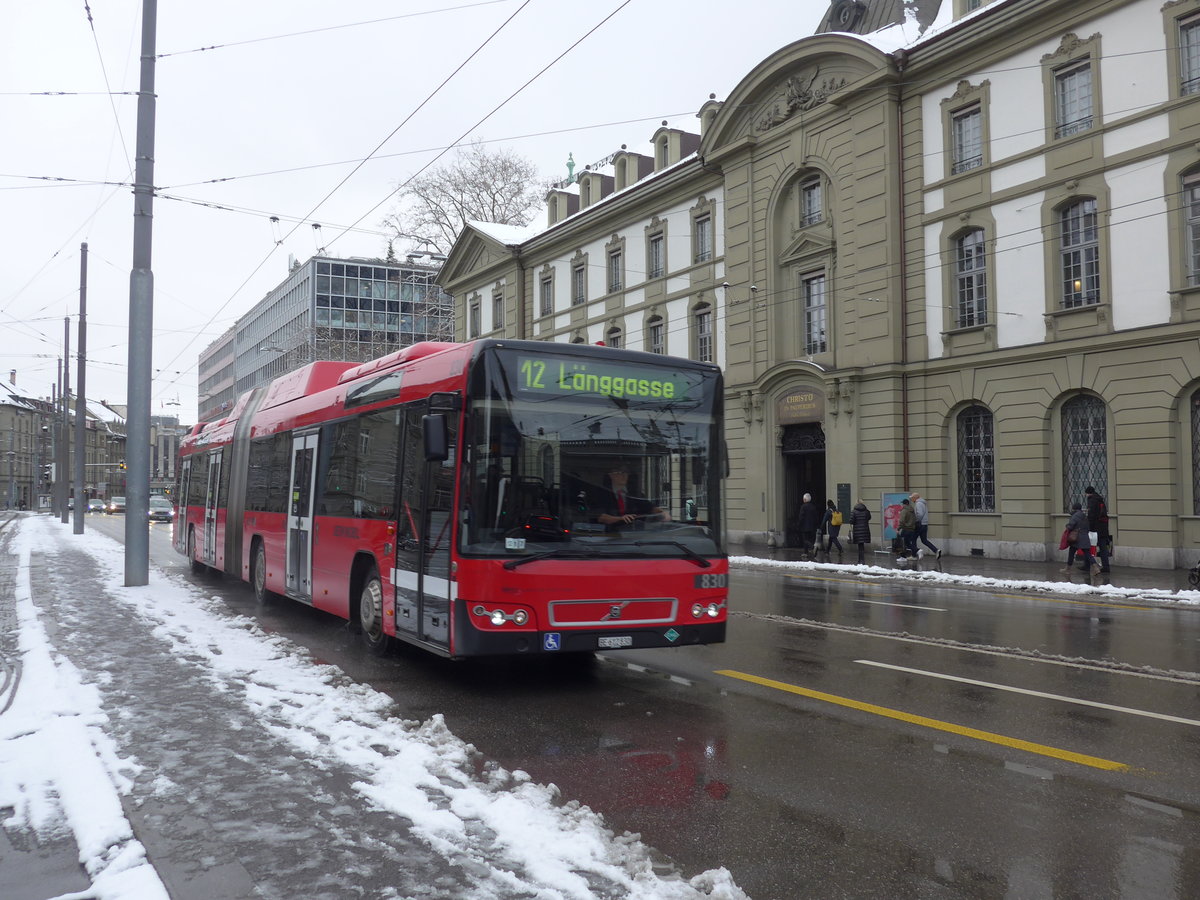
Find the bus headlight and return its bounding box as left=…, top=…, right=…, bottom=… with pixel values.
left=490, top=609, right=506, bottom=626
left=511, top=609, right=528, bottom=626
left=472, top=604, right=532, bottom=627
left=706, top=602, right=721, bottom=618
left=692, top=603, right=704, bottom=618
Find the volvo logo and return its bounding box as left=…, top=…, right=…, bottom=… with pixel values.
left=603, top=602, right=630, bottom=621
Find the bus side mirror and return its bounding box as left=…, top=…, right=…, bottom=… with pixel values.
left=423, top=414, right=449, bottom=461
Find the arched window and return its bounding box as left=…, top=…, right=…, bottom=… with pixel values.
left=1061, top=395, right=1107, bottom=510
left=957, top=405, right=995, bottom=512
left=606, top=326, right=622, bottom=349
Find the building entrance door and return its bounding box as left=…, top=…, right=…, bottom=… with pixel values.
left=782, top=423, right=826, bottom=548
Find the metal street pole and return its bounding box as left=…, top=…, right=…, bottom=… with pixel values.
left=61, top=317, right=70, bottom=525
left=74, top=243, right=87, bottom=534
left=125, top=0, right=157, bottom=586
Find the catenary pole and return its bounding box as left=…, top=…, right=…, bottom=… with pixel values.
left=61, top=317, right=70, bottom=524
left=125, top=0, right=157, bottom=585
left=74, top=243, right=87, bottom=534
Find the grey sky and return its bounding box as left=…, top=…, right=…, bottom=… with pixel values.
left=1, top=0, right=826, bottom=423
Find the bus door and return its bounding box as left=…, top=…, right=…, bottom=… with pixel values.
left=286, top=432, right=319, bottom=602
left=393, top=405, right=456, bottom=647
left=202, top=449, right=222, bottom=566
left=176, top=457, right=192, bottom=554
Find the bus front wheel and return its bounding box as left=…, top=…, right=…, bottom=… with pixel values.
left=187, top=529, right=203, bottom=574
left=359, top=570, right=390, bottom=655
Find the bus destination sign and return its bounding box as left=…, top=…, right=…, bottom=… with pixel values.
left=516, top=356, right=698, bottom=401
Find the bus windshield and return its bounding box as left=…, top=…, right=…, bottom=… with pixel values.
left=461, top=346, right=723, bottom=560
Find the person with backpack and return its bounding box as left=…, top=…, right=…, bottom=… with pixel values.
left=848, top=500, right=872, bottom=564
left=821, top=499, right=845, bottom=557
left=1085, top=486, right=1111, bottom=573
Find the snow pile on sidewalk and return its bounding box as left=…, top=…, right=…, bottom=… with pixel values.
left=1, top=517, right=747, bottom=900
left=730, top=555, right=1200, bottom=606
left=0, top=526, right=169, bottom=900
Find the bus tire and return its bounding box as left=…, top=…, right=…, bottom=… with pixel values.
left=251, top=541, right=274, bottom=604
left=188, top=528, right=203, bottom=574
left=358, top=568, right=390, bottom=655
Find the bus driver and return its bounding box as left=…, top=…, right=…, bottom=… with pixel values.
left=595, top=463, right=670, bottom=529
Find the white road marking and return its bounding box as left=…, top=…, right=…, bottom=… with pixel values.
left=848, top=597, right=946, bottom=612
left=855, top=659, right=1200, bottom=727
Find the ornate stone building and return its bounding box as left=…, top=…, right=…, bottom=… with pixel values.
left=439, top=0, right=1200, bottom=570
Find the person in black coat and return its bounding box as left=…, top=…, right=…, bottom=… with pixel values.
left=847, top=500, right=872, bottom=564
left=820, top=499, right=845, bottom=556
left=795, top=493, right=821, bottom=558
left=1085, top=486, right=1111, bottom=573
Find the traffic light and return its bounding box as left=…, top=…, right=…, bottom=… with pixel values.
left=119, top=459, right=126, bottom=470
left=42, top=463, right=54, bottom=484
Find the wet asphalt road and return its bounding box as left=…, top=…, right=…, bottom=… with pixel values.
left=113, top=519, right=1200, bottom=898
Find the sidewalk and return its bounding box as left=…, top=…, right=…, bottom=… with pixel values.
left=730, top=543, right=1200, bottom=600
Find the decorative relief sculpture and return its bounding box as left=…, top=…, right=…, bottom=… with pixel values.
left=756, top=68, right=848, bottom=132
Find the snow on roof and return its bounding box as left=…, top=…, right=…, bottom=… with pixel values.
left=466, top=220, right=542, bottom=246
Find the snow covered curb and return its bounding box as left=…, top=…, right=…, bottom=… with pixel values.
left=7, top=517, right=748, bottom=900
left=729, top=555, right=1200, bottom=607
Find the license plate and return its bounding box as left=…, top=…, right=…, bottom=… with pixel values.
left=598, top=635, right=633, bottom=649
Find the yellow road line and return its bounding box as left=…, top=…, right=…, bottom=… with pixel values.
left=716, top=668, right=1130, bottom=772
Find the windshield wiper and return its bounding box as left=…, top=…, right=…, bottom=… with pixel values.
left=502, top=547, right=603, bottom=570
left=630, top=540, right=712, bottom=567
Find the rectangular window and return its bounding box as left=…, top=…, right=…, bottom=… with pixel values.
left=694, top=215, right=712, bottom=263
left=571, top=265, right=586, bottom=305
left=492, top=292, right=504, bottom=329
left=802, top=273, right=827, bottom=355
left=955, top=230, right=988, bottom=327
left=1054, top=61, right=1093, bottom=138
left=607, top=250, right=622, bottom=293
left=539, top=276, right=553, bottom=316
left=648, top=319, right=664, bottom=355
left=696, top=309, right=713, bottom=362
left=468, top=300, right=480, bottom=338
left=1183, top=15, right=1200, bottom=95
left=800, top=178, right=823, bottom=226
left=951, top=106, right=983, bottom=174
left=1187, top=175, right=1200, bottom=287
left=1060, top=199, right=1100, bottom=307
left=648, top=234, right=664, bottom=279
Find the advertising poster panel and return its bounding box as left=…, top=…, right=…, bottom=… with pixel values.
left=880, top=492, right=909, bottom=546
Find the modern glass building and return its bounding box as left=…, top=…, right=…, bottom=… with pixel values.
left=198, top=253, right=451, bottom=422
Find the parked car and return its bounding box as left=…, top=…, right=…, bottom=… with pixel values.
left=148, top=496, right=175, bottom=522
left=87, top=499, right=106, bottom=513
left=106, top=496, right=126, bottom=515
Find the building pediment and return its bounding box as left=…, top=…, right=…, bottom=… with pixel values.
left=439, top=225, right=518, bottom=291
left=779, top=229, right=834, bottom=265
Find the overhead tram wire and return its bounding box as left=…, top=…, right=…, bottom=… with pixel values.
left=149, top=0, right=539, bottom=393
left=155, top=0, right=515, bottom=58
left=325, top=0, right=635, bottom=251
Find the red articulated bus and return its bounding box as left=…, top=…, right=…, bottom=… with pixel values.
left=174, top=339, right=727, bottom=658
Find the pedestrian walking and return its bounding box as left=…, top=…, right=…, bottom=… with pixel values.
left=848, top=499, right=872, bottom=564
left=1060, top=501, right=1100, bottom=575
left=910, top=492, right=942, bottom=559
left=821, top=499, right=845, bottom=557
left=1084, top=486, right=1111, bottom=573
left=795, top=492, right=821, bottom=558
left=897, top=498, right=918, bottom=558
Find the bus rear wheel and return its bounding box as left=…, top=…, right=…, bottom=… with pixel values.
left=359, top=570, right=390, bottom=655
left=252, top=542, right=273, bottom=604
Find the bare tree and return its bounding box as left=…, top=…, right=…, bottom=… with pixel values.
left=383, top=141, right=547, bottom=255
